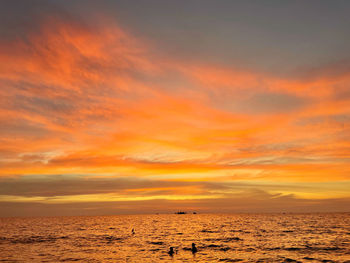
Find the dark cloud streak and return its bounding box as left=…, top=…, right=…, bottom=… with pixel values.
left=1, top=194, right=349, bottom=217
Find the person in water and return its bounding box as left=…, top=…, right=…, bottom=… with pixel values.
left=191, top=243, right=197, bottom=253
left=131, top=228, right=135, bottom=235
left=168, top=247, right=175, bottom=256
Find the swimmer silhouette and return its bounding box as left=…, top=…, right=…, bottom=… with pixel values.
left=191, top=243, right=197, bottom=253
left=168, top=247, right=175, bottom=256
left=131, top=228, right=135, bottom=235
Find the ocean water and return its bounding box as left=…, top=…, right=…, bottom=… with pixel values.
left=0, top=213, right=349, bottom=262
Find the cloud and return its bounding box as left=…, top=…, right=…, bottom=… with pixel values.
left=0, top=175, right=211, bottom=197
left=235, top=92, right=309, bottom=114
left=1, top=193, right=349, bottom=217
left=1, top=5, right=350, bottom=215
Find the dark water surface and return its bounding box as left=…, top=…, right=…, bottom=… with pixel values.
left=0, top=213, right=349, bottom=262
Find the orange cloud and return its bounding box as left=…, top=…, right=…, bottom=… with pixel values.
left=1, top=14, right=350, bottom=213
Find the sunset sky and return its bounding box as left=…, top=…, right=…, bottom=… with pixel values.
left=1, top=0, right=350, bottom=216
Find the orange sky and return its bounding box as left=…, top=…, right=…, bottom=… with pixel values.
left=0, top=5, right=350, bottom=216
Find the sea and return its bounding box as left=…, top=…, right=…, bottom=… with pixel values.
left=0, top=213, right=349, bottom=262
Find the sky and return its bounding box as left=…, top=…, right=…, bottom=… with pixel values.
left=1, top=0, right=350, bottom=217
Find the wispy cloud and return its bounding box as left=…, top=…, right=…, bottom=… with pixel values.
left=0, top=5, right=350, bottom=215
